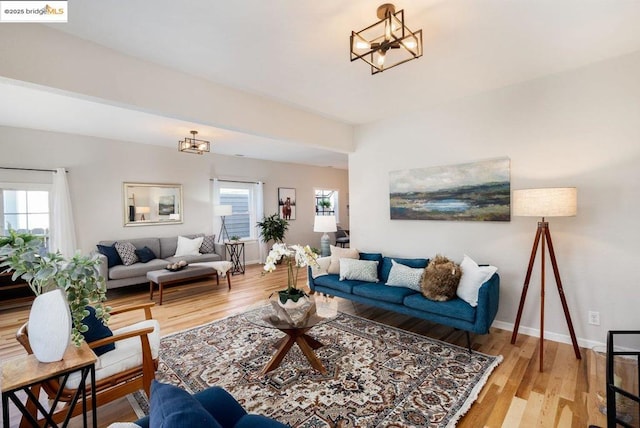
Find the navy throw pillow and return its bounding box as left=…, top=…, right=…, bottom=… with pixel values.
left=150, top=380, right=221, bottom=428
left=135, top=246, right=157, bottom=263
left=81, top=306, right=115, bottom=356
left=96, top=244, right=122, bottom=268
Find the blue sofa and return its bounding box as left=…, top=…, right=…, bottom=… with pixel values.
left=308, top=253, right=500, bottom=343
left=136, top=381, right=287, bottom=427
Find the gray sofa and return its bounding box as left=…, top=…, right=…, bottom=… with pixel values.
left=96, top=234, right=224, bottom=289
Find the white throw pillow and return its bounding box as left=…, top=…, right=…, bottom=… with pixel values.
left=174, top=236, right=204, bottom=257
left=386, top=259, right=424, bottom=292
left=339, top=258, right=379, bottom=282
left=311, top=256, right=331, bottom=279
left=457, top=254, right=497, bottom=307
left=328, top=245, right=359, bottom=274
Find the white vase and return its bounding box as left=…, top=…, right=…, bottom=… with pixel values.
left=28, top=288, right=72, bottom=362
left=277, top=294, right=312, bottom=325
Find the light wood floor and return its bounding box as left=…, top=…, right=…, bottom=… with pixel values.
left=0, top=264, right=607, bottom=427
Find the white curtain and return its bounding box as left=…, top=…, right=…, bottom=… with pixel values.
left=212, top=178, right=221, bottom=240
left=255, top=181, right=266, bottom=263
left=50, top=168, right=77, bottom=257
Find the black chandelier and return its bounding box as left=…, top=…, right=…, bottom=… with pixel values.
left=178, top=130, right=210, bottom=155
left=350, top=3, right=423, bottom=75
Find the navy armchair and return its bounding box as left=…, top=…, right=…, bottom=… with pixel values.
left=136, top=381, right=288, bottom=428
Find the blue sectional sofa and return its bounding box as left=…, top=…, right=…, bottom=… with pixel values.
left=308, top=253, right=500, bottom=343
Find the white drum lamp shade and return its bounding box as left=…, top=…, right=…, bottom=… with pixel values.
left=214, top=205, right=233, bottom=216
left=314, top=216, right=337, bottom=257
left=214, top=205, right=233, bottom=242
left=513, top=187, right=577, bottom=218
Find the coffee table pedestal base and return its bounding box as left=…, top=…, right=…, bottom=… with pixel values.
left=261, top=328, right=326, bottom=375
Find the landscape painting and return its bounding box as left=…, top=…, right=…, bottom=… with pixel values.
left=158, top=195, right=176, bottom=215
left=389, top=158, right=511, bottom=221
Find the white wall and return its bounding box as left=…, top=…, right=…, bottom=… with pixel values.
left=0, top=25, right=353, bottom=153
left=350, top=50, right=640, bottom=347
left=0, top=127, right=349, bottom=263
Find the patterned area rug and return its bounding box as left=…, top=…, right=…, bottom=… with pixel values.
left=133, top=308, right=502, bottom=427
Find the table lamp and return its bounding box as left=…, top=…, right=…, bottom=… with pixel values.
left=214, top=205, right=233, bottom=242
left=510, top=187, right=581, bottom=371
left=313, top=216, right=337, bottom=257
left=136, top=206, right=150, bottom=221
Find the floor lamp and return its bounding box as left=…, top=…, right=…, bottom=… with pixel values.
left=214, top=205, right=232, bottom=243
left=314, top=215, right=337, bottom=257
left=511, top=187, right=581, bottom=371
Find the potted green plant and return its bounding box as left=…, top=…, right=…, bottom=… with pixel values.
left=229, top=235, right=241, bottom=242
left=256, top=213, right=289, bottom=244
left=318, top=199, right=331, bottom=209
left=0, top=232, right=109, bottom=362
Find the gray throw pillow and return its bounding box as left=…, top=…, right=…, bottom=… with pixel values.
left=115, top=241, right=139, bottom=266
left=200, top=235, right=216, bottom=254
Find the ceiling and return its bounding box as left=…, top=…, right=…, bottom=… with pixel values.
left=2, top=0, right=640, bottom=169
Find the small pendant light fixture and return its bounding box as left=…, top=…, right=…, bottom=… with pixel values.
left=178, top=130, right=210, bottom=154
left=350, top=3, right=423, bottom=74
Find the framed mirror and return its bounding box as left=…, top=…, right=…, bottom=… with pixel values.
left=123, top=182, right=183, bottom=227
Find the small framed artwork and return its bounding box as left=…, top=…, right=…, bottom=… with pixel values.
left=278, top=187, right=296, bottom=220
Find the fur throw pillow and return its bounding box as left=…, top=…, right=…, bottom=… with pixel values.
left=421, top=255, right=462, bottom=301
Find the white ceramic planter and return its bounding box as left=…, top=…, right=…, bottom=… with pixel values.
left=28, top=288, right=72, bottom=362
left=278, top=295, right=309, bottom=310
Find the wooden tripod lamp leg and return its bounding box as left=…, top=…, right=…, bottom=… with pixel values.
left=511, top=224, right=543, bottom=344
left=512, top=219, right=581, bottom=372
left=544, top=226, right=581, bottom=360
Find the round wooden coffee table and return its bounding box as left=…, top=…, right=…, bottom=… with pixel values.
left=245, top=301, right=337, bottom=375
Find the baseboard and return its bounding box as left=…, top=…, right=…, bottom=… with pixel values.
left=491, top=320, right=604, bottom=350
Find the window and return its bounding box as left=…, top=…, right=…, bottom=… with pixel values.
left=315, top=189, right=339, bottom=218
left=1, top=186, right=50, bottom=244
left=215, top=181, right=259, bottom=240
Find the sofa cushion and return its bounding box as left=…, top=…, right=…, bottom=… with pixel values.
left=386, top=259, right=425, bottom=292
left=359, top=252, right=384, bottom=278
left=81, top=306, right=115, bottom=356
left=352, top=283, right=417, bottom=304
left=175, top=236, right=204, bottom=257
left=135, top=246, right=157, bottom=263
left=421, top=255, right=461, bottom=302
left=313, top=274, right=358, bottom=294
left=328, top=245, right=359, bottom=274
left=67, top=319, right=161, bottom=389
left=310, top=256, right=331, bottom=279
left=159, top=234, right=204, bottom=259
left=380, top=257, right=429, bottom=283
left=457, top=254, right=498, bottom=307
left=115, top=242, right=139, bottom=266
left=200, top=235, right=216, bottom=254
left=96, top=244, right=122, bottom=268
left=403, top=293, right=476, bottom=323
left=100, top=239, right=161, bottom=260
left=339, top=258, right=379, bottom=282
left=165, top=252, right=221, bottom=264
left=149, top=381, right=221, bottom=428
left=108, top=259, right=168, bottom=280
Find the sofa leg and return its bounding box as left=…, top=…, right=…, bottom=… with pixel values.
left=465, top=331, right=472, bottom=353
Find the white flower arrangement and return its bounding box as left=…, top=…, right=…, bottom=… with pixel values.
left=264, top=243, right=319, bottom=303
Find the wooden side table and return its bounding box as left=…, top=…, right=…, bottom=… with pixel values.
left=2, top=342, right=98, bottom=428
left=224, top=242, right=245, bottom=275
